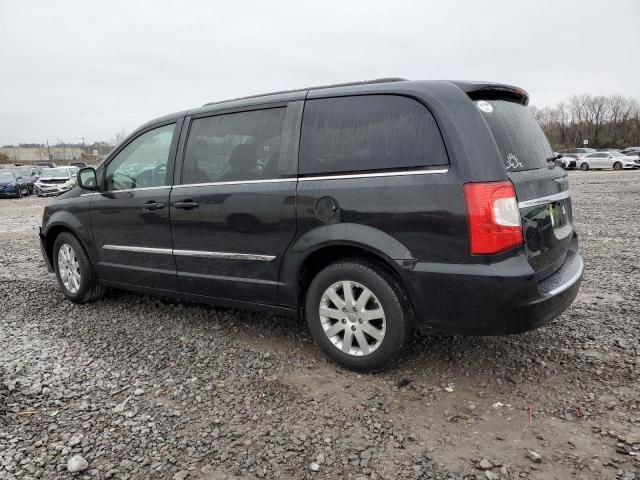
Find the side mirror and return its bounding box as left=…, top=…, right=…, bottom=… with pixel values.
left=78, top=167, right=98, bottom=190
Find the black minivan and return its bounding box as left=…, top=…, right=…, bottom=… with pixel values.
left=39, top=79, right=584, bottom=371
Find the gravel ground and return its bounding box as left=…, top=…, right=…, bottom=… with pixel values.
left=1, top=170, right=639, bottom=480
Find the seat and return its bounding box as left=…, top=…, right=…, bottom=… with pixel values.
left=220, top=144, right=259, bottom=182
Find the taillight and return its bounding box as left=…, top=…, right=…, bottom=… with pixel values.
left=464, top=181, right=523, bottom=255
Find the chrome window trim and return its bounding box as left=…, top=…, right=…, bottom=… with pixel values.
left=81, top=185, right=171, bottom=196
left=518, top=191, right=570, bottom=209
left=102, top=244, right=275, bottom=261
left=84, top=169, right=450, bottom=192
left=173, top=178, right=297, bottom=189
left=298, top=168, right=449, bottom=182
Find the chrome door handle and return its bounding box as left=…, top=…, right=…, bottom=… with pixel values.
left=142, top=201, right=165, bottom=211
left=173, top=200, right=199, bottom=210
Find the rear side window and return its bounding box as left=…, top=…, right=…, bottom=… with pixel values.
left=183, top=108, right=286, bottom=184
left=299, top=95, right=448, bottom=176
left=478, top=100, right=553, bottom=172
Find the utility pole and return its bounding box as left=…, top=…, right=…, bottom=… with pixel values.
left=46, top=140, right=52, bottom=161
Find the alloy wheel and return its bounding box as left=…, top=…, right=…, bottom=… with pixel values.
left=319, top=280, right=386, bottom=356
left=57, top=243, right=81, bottom=294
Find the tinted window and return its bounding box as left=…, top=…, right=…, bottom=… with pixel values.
left=105, top=124, right=175, bottom=191
left=183, top=108, right=286, bottom=184
left=299, top=95, right=448, bottom=175
left=479, top=100, right=553, bottom=172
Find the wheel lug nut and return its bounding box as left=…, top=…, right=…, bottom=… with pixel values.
left=341, top=319, right=347, bottom=324
left=358, top=319, right=363, bottom=324
left=351, top=325, right=356, bottom=331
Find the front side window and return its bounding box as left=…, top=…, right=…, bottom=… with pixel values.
left=105, top=124, right=175, bottom=191
left=182, top=108, right=286, bottom=184
left=299, top=95, right=448, bottom=176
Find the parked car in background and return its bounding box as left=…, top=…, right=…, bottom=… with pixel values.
left=559, top=148, right=596, bottom=156
left=558, top=153, right=580, bottom=169
left=70, top=161, right=88, bottom=168
left=555, top=152, right=576, bottom=169
left=577, top=151, right=639, bottom=170
left=9, top=167, right=38, bottom=194
left=35, top=167, right=77, bottom=196
left=596, top=148, right=620, bottom=152
left=38, top=79, right=583, bottom=371
left=0, top=170, right=29, bottom=198
left=36, top=161, right=57, bottom=168
left=620, top=147, right=640, bottom=155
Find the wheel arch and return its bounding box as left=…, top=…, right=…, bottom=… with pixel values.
left=43, top=216, right=96, bottom=269
left=278, top=223, right=415, bottom=311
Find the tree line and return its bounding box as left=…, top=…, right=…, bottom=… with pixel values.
left=530, top=94, right=640, bottom=150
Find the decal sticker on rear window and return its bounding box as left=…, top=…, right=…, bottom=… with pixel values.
left=505, top=153, right=523, bottom=169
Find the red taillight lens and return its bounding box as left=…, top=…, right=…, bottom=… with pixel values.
left=464, top=181, right=523, bottom=255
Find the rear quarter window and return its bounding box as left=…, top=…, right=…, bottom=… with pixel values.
left=299, top=95, right=448, bottom=176
left=478, top=100, right=553, bottom=172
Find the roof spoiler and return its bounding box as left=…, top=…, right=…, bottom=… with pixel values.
left=450, top=81, right=529, bottom=106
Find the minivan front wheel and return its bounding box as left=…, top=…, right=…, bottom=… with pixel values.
left=53, top=232, right=105, bottom=303
left=305, top=260, right=413, bottom=372
left=580, top=162, right=589, bottom=171
left=613, top=161, right=622, bottom=171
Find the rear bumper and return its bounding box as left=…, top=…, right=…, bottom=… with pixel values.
left=405, top=236, right=583, bottom=335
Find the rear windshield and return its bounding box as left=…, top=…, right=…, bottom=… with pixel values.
left=477, top=100, right=553, bottom=172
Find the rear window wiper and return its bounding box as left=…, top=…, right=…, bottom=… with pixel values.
left=546, top=153, right=563, bottom=168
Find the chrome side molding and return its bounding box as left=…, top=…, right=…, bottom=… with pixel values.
left=173, top=249, right=275, bottom=261
left=102, top=244, right=275, bottom=261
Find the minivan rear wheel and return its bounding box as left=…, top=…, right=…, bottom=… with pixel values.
left=580, top=163, right=589, bottom=171
left=305, top=260, right=413, bottom=372
left=613, top=161, right=622, bottom=171
left=53, top=232, right=105, bottom=303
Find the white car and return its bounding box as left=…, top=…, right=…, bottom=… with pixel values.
left=35, top=167, right=77, bottom=196
left=576, top=151, right=639, bottom=171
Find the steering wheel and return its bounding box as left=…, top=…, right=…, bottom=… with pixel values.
left=112, top=171, right=138, bottom=190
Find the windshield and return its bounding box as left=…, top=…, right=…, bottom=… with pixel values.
left=0, top=171, right=16, bottom=181
left=477, top=100, right=554, bottom=172
left=41, top=168, right=71, bottom=178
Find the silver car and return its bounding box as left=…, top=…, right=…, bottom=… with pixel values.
left=577, top=151, right=639, bottom=171
left=35, top=167, right=77, bottom=196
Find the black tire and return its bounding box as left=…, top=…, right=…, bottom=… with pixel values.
left=305, top=260, right=413, bottom=372
left=53, top=232, right=105, bottom=303
left=580, top=162, right=589, bottom=171
left=17, top=185, right=22, bottom=198
left=613, top=162, right=622, bottom=171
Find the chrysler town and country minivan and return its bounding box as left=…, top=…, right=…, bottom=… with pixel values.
left=39, top=79, right=584, bottom=371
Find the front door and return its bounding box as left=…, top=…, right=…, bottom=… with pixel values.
left=90, top=121, right=182, bottom=291
left=169, top=104, right=301, bottom=305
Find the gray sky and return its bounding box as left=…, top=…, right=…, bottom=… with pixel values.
left=1, top=0, right=639, bottom=145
